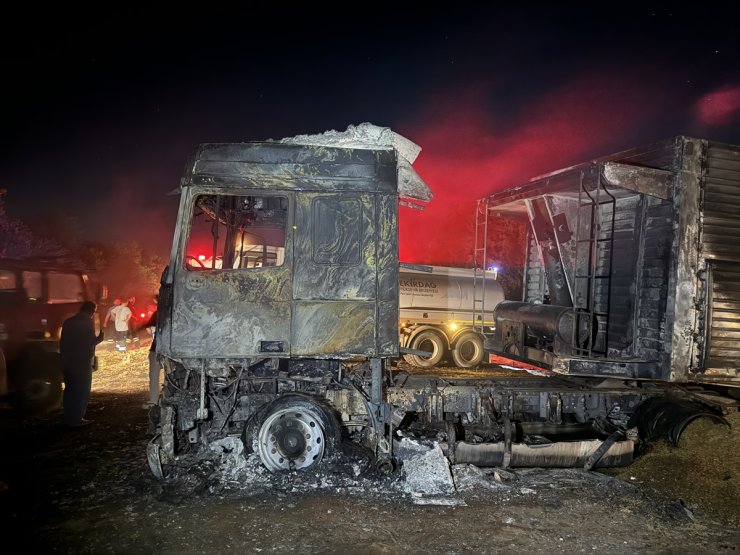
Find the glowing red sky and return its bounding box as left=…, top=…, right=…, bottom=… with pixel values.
left=398, top=74, right=738, bottom=267
left=695, top=85, right=740, bottom=126
left=3, top=8, right=739, bottom=265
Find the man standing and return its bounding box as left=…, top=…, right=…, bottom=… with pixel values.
left=60, top=301, right=104, bottom=427
left=111, top=298, right=132, bottom=352
left=103, top=298, right=122, bottom=339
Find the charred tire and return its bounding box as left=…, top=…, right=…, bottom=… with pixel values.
left=407, top=330, right=446, bottom=368
left=245, top=394, right=341, bottom=472
left=8, top=349, right=63, bottom=414
left=452, top=333, right=484, bottom=368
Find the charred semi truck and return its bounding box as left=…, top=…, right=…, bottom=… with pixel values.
left=399, top=264, right=504, bottom=368
left=148, top=127, right=738, bottom=479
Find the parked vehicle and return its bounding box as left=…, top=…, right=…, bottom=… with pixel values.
left=0, top=257, right=105, bottom=413
left=399, top=263, right=504, bottom=368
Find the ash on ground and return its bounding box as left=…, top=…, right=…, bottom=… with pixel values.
left=155, top=433, right=660, bottom=513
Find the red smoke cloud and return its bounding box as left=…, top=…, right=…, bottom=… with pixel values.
left=397, top=73, right=673, bottom=267
left=94, top=169, right=181, bottom=260
left=695, top=85, right=740, bottom=126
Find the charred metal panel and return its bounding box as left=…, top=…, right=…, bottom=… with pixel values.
left=527, top=197, right=573, bottom=307
left=554, top=358, right=663, bottom=379
left=291, top=301, right=376, bottom=356
left=543, top=195, right=579, bottom=305
left=667, top=137, right=703, bottom=382
left=635, top=198, right=673, bottom=368
left=483, top=138, right=678, bottom=211
left=377, top=194, right=399, bottom=303
left=602, top=195, right=642, bottom=354
left=187, top=143, right=397, bottom=193
left=378, top=301, right=399, bottom=355
left=172, top=271, right=293, bottom=358
left=290, top=190, right=385, bottom=357
left=293, top=193, right=376, bottom=300
left=596, top=139, right=680, bottom=172
left=523, top=230, right=545, bottom=302
left=602, top=162, right=671, bottom=200
left=385, top=374, right=651, bottom=431
left=167, top=188, right=294, bottom=359
left=377, top=193, right=400, bottom=355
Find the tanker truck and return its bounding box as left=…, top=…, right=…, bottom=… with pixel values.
left=146, top=126, right=738, bottom=482
left=399, top=263, right=504, bottom=368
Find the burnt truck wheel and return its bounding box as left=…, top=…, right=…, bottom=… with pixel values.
left=9, top=350, right=63, bottom=414
left=408, top=330, right=446, bottom=368
left=252, top=394, right=340, bottom=472
left=452, top=332, right=484, bottom=368
left=16, top=370, right=63, bottom=413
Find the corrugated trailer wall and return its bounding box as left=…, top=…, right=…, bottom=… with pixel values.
left=702, top=141, right=740, bottom=375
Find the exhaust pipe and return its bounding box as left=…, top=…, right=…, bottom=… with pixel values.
left=441, top=438, right=634, bottom=468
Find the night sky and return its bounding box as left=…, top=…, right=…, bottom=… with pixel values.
left=4, top=5, right=740, bottom=264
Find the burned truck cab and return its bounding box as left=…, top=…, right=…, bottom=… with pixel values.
left=158, top=143, right=401, bottom=364
left=151, top=128, right=431, bottom=475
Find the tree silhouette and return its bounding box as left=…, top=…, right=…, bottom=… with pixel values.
left=0, top=189, right=66, bottom=258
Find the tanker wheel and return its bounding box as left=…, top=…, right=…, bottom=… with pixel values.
left=254, top=394, right=340, bottom=472
left=452, top=333, right=484, bottom=368
left=408, top=330, right=446, bottom=368
left=402, top=354, right=416, bottom=365
left=9, top=350, right=63, bottom=414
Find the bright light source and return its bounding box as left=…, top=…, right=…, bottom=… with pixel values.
left=448, top=322, right=458, bottom=330
left=487, top=266, right=500, bottom=280
left=198, top=254, right=206, bottom=261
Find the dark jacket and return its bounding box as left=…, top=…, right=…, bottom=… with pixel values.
left=60, top=312, right=104, bottom=372
left=143, top=310, right=158, bottom=352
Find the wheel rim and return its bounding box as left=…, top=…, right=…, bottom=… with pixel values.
left=257, top=407, right=326, bottom=471
left=411, top=332, right=444, bottom=365
left=458, top=339, right=480, bottom=364
left=23, top=377, right=54, bottom=401
left=417, top=338, right=439, bottom=360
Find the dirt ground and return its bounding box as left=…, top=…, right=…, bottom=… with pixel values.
left=1, top=345, right=739, bottom=554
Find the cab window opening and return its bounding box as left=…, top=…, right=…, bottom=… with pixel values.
left=185, top=193, right=288, bottom=271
